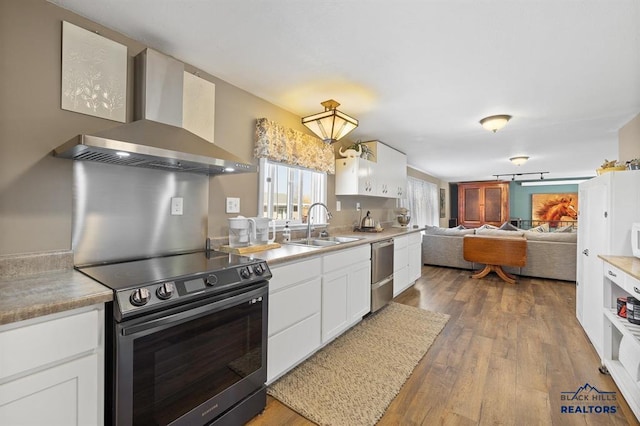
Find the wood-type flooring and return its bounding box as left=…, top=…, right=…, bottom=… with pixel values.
left=247, top=265, right=639, bottom=426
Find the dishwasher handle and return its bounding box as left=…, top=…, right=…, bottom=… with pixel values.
left=372, top=239, right=394, bottom=249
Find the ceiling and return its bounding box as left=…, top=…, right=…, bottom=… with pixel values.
left=49, top=0, right=640, bottom=183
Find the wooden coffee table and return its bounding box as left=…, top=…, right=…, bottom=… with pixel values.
left=463, top=234, right=527, bottom=284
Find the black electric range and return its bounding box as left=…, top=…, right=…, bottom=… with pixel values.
left=77, top=250, right=270, bottom=321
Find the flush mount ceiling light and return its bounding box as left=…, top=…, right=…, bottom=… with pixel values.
left=480, top=114, right=512, bottom=133
left=509, top=156, right=529, bottom=166
left=302, top=99, right=358, bottom=143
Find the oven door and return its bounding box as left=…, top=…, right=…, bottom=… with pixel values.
left=109, top=282, right=268, bottom=426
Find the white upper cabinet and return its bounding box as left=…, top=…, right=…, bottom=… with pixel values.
left=335, top=141, right=407, bottom=198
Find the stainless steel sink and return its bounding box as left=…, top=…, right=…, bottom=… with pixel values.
left=285, top=236, right=363, bottom=248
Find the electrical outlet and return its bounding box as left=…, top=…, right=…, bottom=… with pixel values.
left=171, top=197, right=183, bottom=215
left=226, top=197, right=240, bottom=214
left=336, top=201, right=341, bottom=211
left=356, top=202, right=361, bottom=211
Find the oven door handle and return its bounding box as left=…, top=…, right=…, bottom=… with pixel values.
left=121, top=288, right=264, bottom=337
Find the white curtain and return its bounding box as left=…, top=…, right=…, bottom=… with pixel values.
left=406, top=177, right=439, bottom=227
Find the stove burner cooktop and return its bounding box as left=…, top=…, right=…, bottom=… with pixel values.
left=77, top=250, right=270, bottom=321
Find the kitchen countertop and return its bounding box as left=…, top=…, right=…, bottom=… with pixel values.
left=0, top=227, right=424, bottom=326
left=599, top=255, right=640, bottom=281
left=0, top=269, right=113, bottom=326
left=242, top=227, right=424, bottom=265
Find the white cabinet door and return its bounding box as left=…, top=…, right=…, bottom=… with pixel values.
left=268, top=313, right=321, bottom=383
left=348, top=260, right=371, bottom=321
left=322, top=245, right=371, bottom=343
left=384, top=144, right=407, bottom=198
left=0, top=354, right=100, bottom=426
left=408, top=233, right=422, bottom=283
left=393, top=235, right=409, bottom=296
left=0, top=305, right=103, bottom=426
left=335, top=157, right=374, bottom=196
left=322, top=267, right=350, bottom=343
left=578, top=180, right=608, bottom=357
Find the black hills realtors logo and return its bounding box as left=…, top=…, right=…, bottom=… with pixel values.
left=560, top=383, right=617, bottom=414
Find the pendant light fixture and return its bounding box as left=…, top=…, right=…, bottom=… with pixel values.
left=302, top=99, right=358, bottom=143
left=480, top=114, right=512, bottom=133
left=509, top=156, right=529, bottom=166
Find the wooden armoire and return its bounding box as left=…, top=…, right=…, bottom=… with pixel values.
left=457, top=181, right=509, bottom=228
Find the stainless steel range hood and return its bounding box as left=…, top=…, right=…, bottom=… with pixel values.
left=54, top=49, right=256, bottom=175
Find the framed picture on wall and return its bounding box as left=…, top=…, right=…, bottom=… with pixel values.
left=439, top=188, right=446, bottom=218
left=61, top=21, right=127, bottom=122
left=531, top=193, right=578, bottom=227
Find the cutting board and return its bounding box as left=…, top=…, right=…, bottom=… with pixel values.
left=218, top=243, right=281, bottom=254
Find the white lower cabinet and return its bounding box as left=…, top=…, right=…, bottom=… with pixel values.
left=267, top=258, right=322, bottom=383
left=267, top=245, right=372, bottom=382
left=394, top=232, right=422, bottom=296
left=408, top=232, right=423, bottom=283
left=0, top=304, right=104, bottom=426
left=322, top=245, right=371, bottom=343
left=393, top=235, right=409, bottom=297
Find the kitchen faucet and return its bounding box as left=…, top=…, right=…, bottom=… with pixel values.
left=306, top=202, right=332, bottom=241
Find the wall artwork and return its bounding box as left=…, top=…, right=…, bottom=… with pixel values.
left=439, top=188, right=446, bottom=218
left=61, top=21, right=127, bottom=122
left=531, top=193, right=578, bottom=226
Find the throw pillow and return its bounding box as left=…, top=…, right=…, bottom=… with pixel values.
left=477, top=224, right=498, bottom=230
left=554, top=224, right=574, bottom=233
left=499, top=221, right=520, bottom=231
left=527, top=223, right=549, bottom=233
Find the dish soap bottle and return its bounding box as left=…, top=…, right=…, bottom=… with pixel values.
left=282, top=221, right=291, bottom=242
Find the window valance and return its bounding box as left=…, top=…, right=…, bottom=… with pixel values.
left=254, top=118, right=335, bottom=174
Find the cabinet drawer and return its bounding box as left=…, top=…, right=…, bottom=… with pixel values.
left=269, top=277, right=321, bottom=337
left=0, top=308, right=100, bottom=380
left=269, top=257, right=321, bottom=292
left=0, top=353, right=99, bottom=425
left=625, top=274, right=640, bottom=298
left=323, top=245, right=370, bottom=272
left=604, top=264, right=624, bottom=288
left=267, top=313, right=321, bottom=382
left=393, top=235, right=408, bottom=249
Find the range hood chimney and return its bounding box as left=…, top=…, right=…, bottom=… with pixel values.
left=54, top=48, right=256, bottom=175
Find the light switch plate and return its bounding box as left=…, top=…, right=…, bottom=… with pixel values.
left=226, top=197, right=240, bottom=214
left=171, top=197, right=184, bottom=215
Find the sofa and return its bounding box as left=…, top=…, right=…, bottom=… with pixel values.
left=422, top=225, right=577, bottom=282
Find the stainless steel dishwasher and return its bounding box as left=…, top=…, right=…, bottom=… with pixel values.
left=371, top=239, right=394, bottom=312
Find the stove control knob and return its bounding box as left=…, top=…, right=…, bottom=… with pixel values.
left=156, top=282, right=174, bottom=300
left=205, top=274, right=218, bottom=286
left=253, top=263, right=265, bottom=276
left=130, top=288, right=150, bottom=306
left=240, top=267, right=252, bottom=279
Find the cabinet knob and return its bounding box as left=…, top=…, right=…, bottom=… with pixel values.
left=582, top=249, right=589, bottom=256
left=635, top=287, right=639, bottom=294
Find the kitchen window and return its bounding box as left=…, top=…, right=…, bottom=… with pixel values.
left=258, top=158, right=327, bottom=226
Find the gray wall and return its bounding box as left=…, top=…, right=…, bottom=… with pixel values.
left=1, top=0, right=431, bottom=256
left=0, top=0, right=298, bottom=255
left=619, top=112, right=640, bottom=163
